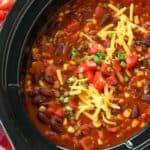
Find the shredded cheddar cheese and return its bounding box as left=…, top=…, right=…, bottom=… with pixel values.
left=69, top=79, right=120, bottom=126
left=97, top=3, right=147, bottom=58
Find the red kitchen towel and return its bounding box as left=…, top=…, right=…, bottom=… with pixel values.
left=0, top=121, right=14, bottom=150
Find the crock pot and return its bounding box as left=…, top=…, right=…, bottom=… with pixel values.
left=0, top=0, right=149, bottom=150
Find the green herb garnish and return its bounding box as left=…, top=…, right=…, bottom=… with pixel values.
left=59, top=96, right=69, bottom=103
left=120, top=61, right=126, bottom=68
left=65, top=106, right=76, bottom=121
left=124, top=76, right=129, bottom=82
left=93, top=52, right=106, bottom=64
left=118, top=51, right=126, bottom=61
left=71, top=47, right=78, bottom=58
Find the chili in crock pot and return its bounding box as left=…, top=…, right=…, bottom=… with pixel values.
left=23, top=0, right=150, bottom=149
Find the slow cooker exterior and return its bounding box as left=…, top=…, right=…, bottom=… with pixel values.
left=0, top=0, right=149, bottom=150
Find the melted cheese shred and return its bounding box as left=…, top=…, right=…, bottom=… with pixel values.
left=69, top=79, right=120, bottom=126
left=97, top=3, right=147, bottom=58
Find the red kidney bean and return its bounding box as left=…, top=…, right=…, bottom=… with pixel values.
left=50, top=116, right=64, bottom=133
left=141, top=94, right=150, bottom=102
left=38, top=112, right=51, bottom=124
left=44, top=75, right=54, bottom=84
left=135, top=38, right=150, bottom=47
left=100, top=13, right=112, bottom=26
left=39, top=88, right=55, bottom=97
left=144, top=81, right=150, bottom=95
left=31, top=95, right=46, bottom=105
left=55, top=44, right=63, bottom=56
left=131, top=105, right=140, bottom=119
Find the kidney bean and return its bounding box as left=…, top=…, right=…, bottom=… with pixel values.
left=100, top=13, right=112, bottom=26
left=28, top=90, right=38, bottom=97
left=144, top=81, right=150, bottom=95
left=50, top=116, right=64, bottom=133
left=31, top=95, right=46, bottom=105
left=131, top=105, right=140, bottom=119
left=32, top=73, right=42, bottom=83
left=39, top=88, right=55, bottom=97
left=38, top=112, right=51, bottom=124
left=135, top=38, right=150, bottom=47
left=44, top=75, right=54, bottom=84
left=141, top=94, right=150, bottom=102
left=55, top=44, right=63, bottom=56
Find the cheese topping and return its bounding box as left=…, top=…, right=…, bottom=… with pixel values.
left=97, top=4, right=147, bottom=58
left=69, top=79, right=120, bottom=126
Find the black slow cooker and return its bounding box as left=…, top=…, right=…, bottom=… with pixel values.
left=0, top=0, right=149, bottom=150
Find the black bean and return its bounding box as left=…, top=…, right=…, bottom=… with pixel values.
left=131, top=105, right=140, bottom=119
left=39, top=88, right=55, bottom=97
left=135, top=38, right=150, bottom=47
left=100, top=13, right=112, bottom=26
left=31, top=95, right=46, bottom=105
left=38, top=112, right=51, bottom=124
left=44, top=75, right=54, bottom=84
left=141, top=94, right=150, bottom=102
left=50, top=116, right=64, bottom=133
left=144, top=81, right=150, bottom=95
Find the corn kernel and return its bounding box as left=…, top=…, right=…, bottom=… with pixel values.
left=47, top=59, right=54, bottom=65
left=136, top=81, right=142, bottom=88
left=70, top=60, right=76, bottom=65
left=124, top=92, right=130, bottom=98
left=97, top=139, right=103, bottom=145
left=67, top=126, right=75, bottom=133
left=140, top=122, right=145, bottom=128
left=32, top=48, right=39, bottom=54
left=131, top=119, right=140, bottom=128
left=123, top=108, right=132, bottom=118
left=63, top=118, right=68, bottom=126
left=63, top=64, right=69, bottom=71
left=39, top=80, right=45, bottom=87
left=92, top=19, right=97, bottom=24
left=38, top=106, right=46, bottom=112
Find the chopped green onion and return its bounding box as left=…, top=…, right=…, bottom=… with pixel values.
left=59, top=96, right=69, bottom=103
left=65, top=106, right=73, bottom=114
left=69, top=115, right=76, bottom=121
left=71, top=48, right=78, bottom=58
left=120, top=61, right=126, bottom=68
left=124, top=76, right=129, bottom=82
left=93, top=52, right=106, bottom=64
left=118, top=52, right=126, bottom=61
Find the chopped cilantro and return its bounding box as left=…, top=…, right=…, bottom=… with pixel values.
left=93, top=52, right=106, bottom=64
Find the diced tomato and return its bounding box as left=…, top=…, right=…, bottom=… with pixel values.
left=0, top=0, right=15, bottom=10
left=55, top=108, right=66, bottom=118
left=45, top=108, right=55, bottom=117
left=76, top=61, right=97, bottom=73
left=126, top=53, right=138, bottom=69
left=84, top=60, right=97, bottom=71
left=76, top=64, right=86, bottom=73
left=92, top=71, right=106, bottom=91
left=69, top=100, right=77, bottom=110
left=100, top=63, right=110, bottom=76
left=107, top=126, right=120, bottom=133
left=88, top=43, right=104, bottom=55
left=88, top=43, right=99, bottom=54
left=66, top=21, right=80, bottom=33
left=112, top=60, right=121, bottom=72
left=94, top=5, right=106, bottom=19
left=84, top=71, right=94, bottom=82
left=106, top=74, right=118, bottom=85
left=0, top=10, right=7, bottom=20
